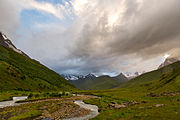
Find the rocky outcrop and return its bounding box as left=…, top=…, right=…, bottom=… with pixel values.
left=0, top=32, right=29, bottom=58
left=108, top=100, right=139, bottom=109
left=158, top=57, right=179, bottom=69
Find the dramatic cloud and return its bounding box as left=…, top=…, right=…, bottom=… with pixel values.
left=0, top=0, right=21, bottom=37
left=0, top=0, right=180, bottom=75
left=64, top=0, right=180, bottom=75
left=70, top=0, right=180, bottom=57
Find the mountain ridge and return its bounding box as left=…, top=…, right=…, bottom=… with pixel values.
left=118, top=60, right=180, bottom=91
left=61, top=73, right=96, bottom=81
left=0, top=32, right=29, bottom=58
left=69, top=73, right=128, bottom=90
left=0, top=32, right=77, bottom=92
left=158, top=57, right=179, bottom=69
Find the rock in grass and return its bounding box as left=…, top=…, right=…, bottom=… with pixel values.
left=154, top=104, right=165, bottom=107
left=114, top=104, right=126, bottom=109
left=108, top=102, right=126, bottom=109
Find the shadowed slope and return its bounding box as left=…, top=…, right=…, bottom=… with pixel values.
left=0, top=32, right=77, bottom=92
left=70, top=73, right=128, bottom=90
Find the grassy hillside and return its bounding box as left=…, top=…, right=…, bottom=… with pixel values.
left=78, top=61, right=180, bottom=120
left=0, top=45, right=77, bottom=92
left=118, top=61, right=180, bottom=92
left=70, top=75, right=128, bottom=90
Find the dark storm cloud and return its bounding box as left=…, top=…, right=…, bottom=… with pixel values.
left=61, top=0, right=180, bottom=74
left=71, top=0, right=180, bottom=58
left=0, top=0, right=180, bottom=75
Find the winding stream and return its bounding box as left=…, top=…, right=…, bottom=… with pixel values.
left=63, top=100, right=99, bottom=120
left=0, top=97, right=99, bottom=120
left=0, top=96, right=28, bottom=108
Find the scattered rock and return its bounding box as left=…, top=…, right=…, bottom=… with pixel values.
left=154, top=104, right=165, bottom=107
left=114, top=104, right=126, bottom=109
left=108, top=103, right=115, bottom=107
left=123, top=101, right=139, bottom=106
left=160, top=91, right=180, bottom=96
left=147, top=91, right=180, bottom=97
left=130, top=101, right=139, bottom=105
left=108, top=102, right=126, bottom=109
left=108, top=100, right=140, bottom=109
left=110, top=102, right=117, bottom=104
left=147, top=93, right=159, bottom=97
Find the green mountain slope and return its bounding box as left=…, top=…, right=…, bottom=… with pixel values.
left=0, top=45, right=77, bottom=92
left=80, top=61, right=180, bottom=120
left=70, top=74, right=128, bottom=90
left=118, top=61, right=180, bottom=92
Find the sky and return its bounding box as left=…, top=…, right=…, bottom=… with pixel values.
left=0, top=0, right=180, bottom=76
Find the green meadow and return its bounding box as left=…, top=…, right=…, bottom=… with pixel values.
left=80, top=61, right=180, bottom=120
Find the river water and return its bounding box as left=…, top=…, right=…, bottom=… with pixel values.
left=63, top=100, right=99, bottom=120
left=0, top=97, right=99, bottom=120
left=0, top=96, right=28, bottom=108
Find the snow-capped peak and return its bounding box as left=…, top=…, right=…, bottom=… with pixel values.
left=61, top=73, right=96, bottom=81
left=0, top=32, right=29, bottom=57
left=61, top=74, right=80, bottom=81
left=158, top=57, right=179, bottom=69
left=2, top=33, right=8, bottom=40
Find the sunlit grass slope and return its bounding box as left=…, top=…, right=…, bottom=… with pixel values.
left=118, top=61, right=180, bottom=92
left=79, top=61, right=180, bottom=120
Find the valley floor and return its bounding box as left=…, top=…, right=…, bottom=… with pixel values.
left=0, top=88, right=180, bottom=120
left=0, top=94, right=98, bottom=120
left=81, top=88, right=180, bottom=120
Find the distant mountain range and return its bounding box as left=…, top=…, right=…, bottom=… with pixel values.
left=62, top=73, right=128, bottom=90
left=60, top=56, right=179, bottom=91
left=61, top=73, right=96, bottom=81
left=0, top=32, right=76, bottom=91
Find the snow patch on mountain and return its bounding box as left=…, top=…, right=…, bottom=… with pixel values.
left=158, top=57, right=179, bottom=69
left=2, top=34, right=8, bottom=40
left=61, top=73, right=96, bottom=81
left=0, top=32, right=29, bottom=57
